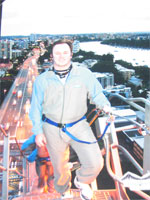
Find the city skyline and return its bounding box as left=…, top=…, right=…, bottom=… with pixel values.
left=1, top=0, right=150, bottom=36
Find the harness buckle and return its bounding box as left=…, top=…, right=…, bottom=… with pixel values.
left=42, top=114, right=47, bottom=122
left=58, top=123, right=66, bottom=129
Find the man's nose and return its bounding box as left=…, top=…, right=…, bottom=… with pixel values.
left=59, top=53, right=66, bottom=58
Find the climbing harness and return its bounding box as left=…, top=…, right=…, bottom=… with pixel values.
left=42, top=113, right=112, bottom=144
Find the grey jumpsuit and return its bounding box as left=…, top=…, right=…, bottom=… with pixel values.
left=29, top=63, right=111, bottom=194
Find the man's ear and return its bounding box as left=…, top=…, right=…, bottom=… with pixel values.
left=49, top=54, right=53, bottom=63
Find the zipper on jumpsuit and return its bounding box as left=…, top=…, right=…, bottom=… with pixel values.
left=59, top=84, right=65, bottom=138
left=56, top=72, right=70, bottom=139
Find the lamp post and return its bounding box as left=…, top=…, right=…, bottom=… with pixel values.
left=0, top=0, right=6, bottom=38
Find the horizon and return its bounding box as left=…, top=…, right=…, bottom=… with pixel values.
left=1, top=31, right=150, bottom=38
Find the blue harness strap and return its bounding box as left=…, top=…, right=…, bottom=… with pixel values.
left=42, top=115, right=110, bottom=144
left=42, top=114, right=86, bottom=129
left=62, top=122, right=110, bottom=144
left=37, top=156, right=51, bottom=162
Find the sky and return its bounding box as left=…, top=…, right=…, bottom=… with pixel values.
left=1, top=0, right=150, bottom=36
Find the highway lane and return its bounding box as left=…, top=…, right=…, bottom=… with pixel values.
left=0, top=55, right=39, bottom=142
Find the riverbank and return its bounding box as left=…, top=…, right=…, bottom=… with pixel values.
left=80, top=41, right=150, bottom=68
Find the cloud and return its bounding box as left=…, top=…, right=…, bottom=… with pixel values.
left=1, top=0, right=150, bottom=36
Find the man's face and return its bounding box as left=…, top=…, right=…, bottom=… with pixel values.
left=52, top=43, right=72, bottom=69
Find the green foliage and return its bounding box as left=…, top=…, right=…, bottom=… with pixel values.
left=0, top=79, right=13, bottom=105
left=74, top=49, right=134, bottom=85
left=73, top=50, right=95, bottom=58
left=17, top=56, right=25, bottom=64
left=102, top=38, right=150, bottom=49
left=135, top=66, right=150, bottom=89
left=101, top=54, right=114, bottom=62
left=91, top=61, right=113, bottom=73
left=8, top=68, right=19, bottom=76
left=115, top=60, right=133, bottom=69
left=38, top=45, right=52, bottom=64
left=38, top=51, right=50, bottom=64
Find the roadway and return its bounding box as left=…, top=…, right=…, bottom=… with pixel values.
left=0, top=55, right=39, bottom=142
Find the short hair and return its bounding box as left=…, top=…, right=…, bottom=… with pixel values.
left=51, top=39, right=73, bottom=53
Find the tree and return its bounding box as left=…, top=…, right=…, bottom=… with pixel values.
left=101, top=53, right=114, bottom=62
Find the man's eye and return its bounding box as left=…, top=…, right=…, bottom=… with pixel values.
left=54, top=51, right=69, bottom=55
left=55, top=52, right=60, bottom=55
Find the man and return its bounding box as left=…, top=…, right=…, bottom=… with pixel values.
left=29, top=39, right=111, bottom=200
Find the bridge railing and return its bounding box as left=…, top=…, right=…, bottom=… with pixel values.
left=0, top=126, right=30, bottom=200
left=99, top=92, right=150, bottom=199
left=107, top=92, right=150, bottom=173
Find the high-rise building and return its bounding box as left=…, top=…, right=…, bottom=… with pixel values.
left=0, top=40, right=14, bottom=59
left=93, top=72, right=114, bottom=89
left=115, top=64, right=135, bottom=81
left=30, top=34, right=37, bottom=42
left=12, top=49, right=22, bottom=58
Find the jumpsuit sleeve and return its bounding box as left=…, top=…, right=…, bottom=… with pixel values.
left=86, top=71, right=111, bottom=110
left=29, top=77, right=44, bottom=135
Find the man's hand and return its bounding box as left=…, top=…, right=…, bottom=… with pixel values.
left=103, top=106, right=115, bottom=122
left=35, top=133, right=47, bottom=147
left=103, top=105, right=113, bottom=114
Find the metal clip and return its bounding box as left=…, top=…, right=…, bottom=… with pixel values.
left=106, top=114, right=115, bottom=124
left=58, top=123, right=66, bottom=129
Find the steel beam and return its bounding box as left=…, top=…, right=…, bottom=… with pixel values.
left=2, top=132, right=10, bottom=200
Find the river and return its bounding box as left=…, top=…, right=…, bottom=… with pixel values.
left=80, top=41, right=150, bottom=67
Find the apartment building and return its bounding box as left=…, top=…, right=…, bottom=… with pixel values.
left=115, top=64, right=135, bottom=80
left=93, top=72, right=114, bottom=89
left=0, top=40, right=14, bottom=59
left=12, top=49, right=22, bottom=58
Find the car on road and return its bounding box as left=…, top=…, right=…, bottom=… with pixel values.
left=28, top=80, right=32, bottom=88
left=4, top=123, right=10, bottom=131
left=12, top=90, right=17, bottom=95
left=25, top=99, right=30, bottom=114
left=14, top=116, right=19, bottom=123
left=12, top=99, right=17, bottom=106
left=17, top=90, right=22, bottom=98
left=17, top=120, right=23, bottom=127
left=0, top=124, right=5, bottom=129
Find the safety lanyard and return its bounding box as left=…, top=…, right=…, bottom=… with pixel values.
left=62, top=122, right=111, bottom=144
